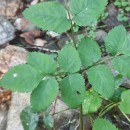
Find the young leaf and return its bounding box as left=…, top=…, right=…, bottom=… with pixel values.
left=82, top=91, right=102, bottom=114
left=28, top=52, right=56, bottom=76
left=70, top=0, right=108, bottom=26
left=119, top=90, right=130, bottom=114
left=93, top=118, right=118, bottom=130
left=112, top=55, right=130, bottom=78
left=23, top=2, right=71, bottom=33
left=60, top=74, right=85, bottom=108
left=31, top=77, right=59, bottom=112
left=87, top=65, right=115, bottom=98
left=0, top=64, right=42, bottom=92
left=105, top=25, right=129, bottom=55
left=78, top=38, right=101, bottom=67
left=20, top=106, right=39, bottom=130
left=58, top=44, right=81, bottom=73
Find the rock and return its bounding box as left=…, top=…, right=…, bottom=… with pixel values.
left=103, top=4, right=122, bottom=28
left=6, top=93, right=30, bottom=130
left=0, top=45, right=27, bottom=74
left=0, top=0, right=23, bottom=18
left=0, top=105, right=8, bottom=130
left=34, top=38, right=47, bottom=47
left=95, top=30, right=107, bottom=45
left=14, top=18, right=36, bottom=32
left=0, top=17, right=15, bottom=47
left=52, top=99, right=79, bottom=130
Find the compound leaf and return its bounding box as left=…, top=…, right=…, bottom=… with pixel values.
left=70, top=0, right=108, bottom=26
left=31, top=77, right=59, bottom=112
left=23, top=2, right=71, bottom=33
left=78, top=38, right=101, bottom=67
left=82, top=91, right=102, bottom=114
left=112, top=55, right=130, bottom=78
left=119, top=90, right=130, bottom=114
left=60, top=74, right=85, bottom=108
left=93, top=118, right=118, bottom=130
left=105, top=25, right=129, bottom=55
left=87, top=65, right=115, bottom=98
left=20, top=106, right=39, bottom=130
left=58, top=44, right=81, bottom=73
left=0, top=64, right=42, bottom=92
left=28, top=52, right=56, bottom=76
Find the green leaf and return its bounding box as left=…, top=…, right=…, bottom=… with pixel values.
left=112, top=55, right=130, bottom=78
left=0, top=64, right=42, bottom=92
left=60, top=74, right=85, bottom=108
left=105, top=25, right=129, bottom=55
left=82, top=91, right=102, bottom=114
left=115, top=74, right=124, bottom=88
left=111, top=87, right=126, bottom=102
left=70, top=0, right=108, bottom=26
left=20, top=106, right=39, bottom=130
left=58, top=44, right=81, bottom=73
left=23, top=2, right=71, bottom=33
left=119, top=90, right=130, bottom=114
left=28, top=52, right=56, bottom=76
left=87, top=65, right=115, bottom=98
left=93, top=118, right=118, bottom=130
left=78, top=38, right=101, bottom=67
left=43, top=113, right=54, bottom=130
left=31, top=77, right=59, bottom=112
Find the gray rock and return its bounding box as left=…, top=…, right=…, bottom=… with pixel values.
left=52, top=99, right=79, bottom=130
left=0, top=105, right=8, bottom=130
left=0, top=16, right=15, bottom=46
left=6, top=93, right=30, bottom=130
left=95, top=30, right=107, bottom=45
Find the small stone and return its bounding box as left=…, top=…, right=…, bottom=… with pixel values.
left=0, top=16, right=15, bottom=46
left=34, top=38, right=47, bottom=47
left=14, top=18, right=36, bottom=32
left=95, top=30, right=107, bottom=45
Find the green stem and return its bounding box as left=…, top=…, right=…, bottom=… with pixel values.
left=80, top=105, right=84, bottom=130
left=120, top=110, right=130, bottom=123
left=99, top=102, right=120, bottom=117
left=65, top=1, right=77, bottom=49
left=99, top=102, right=115, bottom=116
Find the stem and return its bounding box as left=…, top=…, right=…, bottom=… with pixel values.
left=120, top=110, right=130, bottom=123
left=52, top=108, right=70, bottom=115
left=80, top=105, right=84, bottom=130
left=99, top=102, right=115, bottom=116
left=99, top=102, right=120, bottom=117
left=65, top=0, right=77, bottom=49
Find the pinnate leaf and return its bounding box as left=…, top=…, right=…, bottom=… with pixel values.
left=31, top=77, right=59, bottom=112
left=58, top=44, right=81, bottom=73
left=60, top=74, right=85, bottom=108
left=119, top=90, right=130, bottom=114
left=82, top=91, right=102, bottom=114
left=87, top=65, right=115, bottom=98
left=28, top=52, right=56, bottom=76
left=93, top=118, right=118, bottom=130
left=20, top=106, right=39, bottom=130
left=105, top=25, right=129, bottom=55
left=112, top=55, right=130, bottom=78
left=78, top=38, right=101, bottom=67
left=23, top=2, right=71, bottom=33
left=70, top=0, right=108, bottom=26
left=0, top=64, right=42, bottom=92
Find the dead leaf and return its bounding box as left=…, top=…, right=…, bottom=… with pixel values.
left=20, top=30, right=41, bottom=44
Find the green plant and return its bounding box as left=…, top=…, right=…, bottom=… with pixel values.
left=114, top=0, right=130, bottom=23
left=1, top=0, right=130, bottom=130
